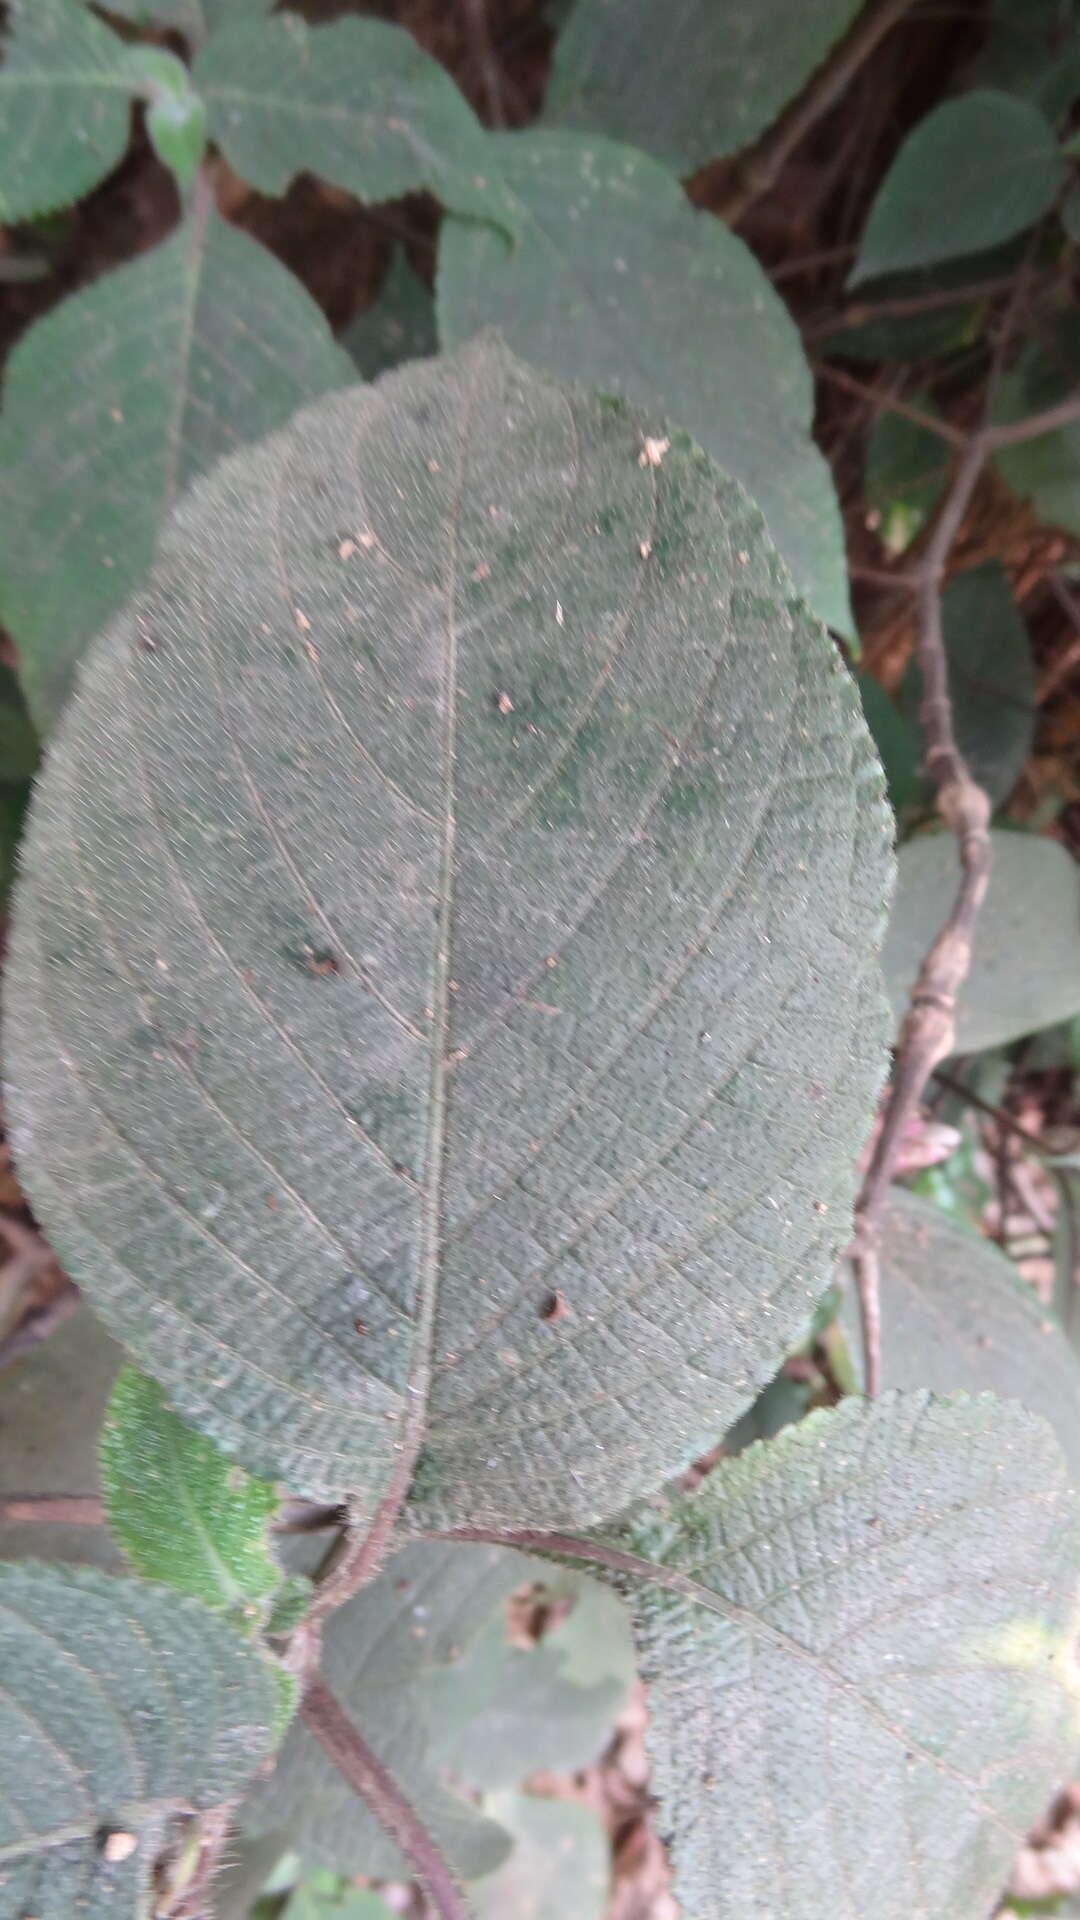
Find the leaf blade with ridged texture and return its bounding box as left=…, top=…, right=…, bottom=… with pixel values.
left=882, top=829, right=1080, bottom=1053
left=851, top=91, right=1065, bottom=283
left=0, top=0, right=134, bottom=222
left=438, top=132, right=853, bottom=637
left=544, top=0, right=863, bottom=173
left=5, top=337, right=890, bottom=1519
left=195, top=13, right=513, bottom=229
left=0, top=1562, right=276, bottom=1918
left=841, top=1188, right=1080, bottom=1483
left=569, top=1392, right=1080, bottom=1919
left=100, top=1366, right=283, bottom=1616
left=0, top=198, right=352, bottom=734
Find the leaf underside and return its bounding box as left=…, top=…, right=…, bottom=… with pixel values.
left=6, top=337, right=891, bottom=1521
left=437, top=131, right=854, bottom=637
left=0, top=1562, right=275, bottom=1918
left=0, top=200, right=352, bottom=735
left=595, top=1392, right=1080, bottom=1918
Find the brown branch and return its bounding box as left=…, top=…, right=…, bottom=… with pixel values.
left=851, top=427, right=994, bottom=1394
left=984, top=394, right=1080, bottom=449
left=814, top=362, right=965, bottom=444
left=0, top=1493, right=103, bottom=1525
left=300, top=1677, right=470, bottom=1920
left=717, top=0, right=920, bottom=222
left=804, top=270, right=1043, bottom=342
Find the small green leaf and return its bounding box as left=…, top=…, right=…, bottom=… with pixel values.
left=968, top=0, right=1080, bottom=122
left=341, top=249, right=438, bottom=382
left=842, top=1188, right=1080, bottom=1485
left=0, top=0, right=135, bottom=223
left=993, top=313, right=1080, bottom=535
left=100, top=1366, right=283, bottom=1620
left=543, top=0, right=864, bottom=173
left=467, top=1791, right=610, bottom=1920
left=438, top=132, right=854, bottom=636
left=0, top=1562, right=276, bottom=1917
left=195, top=14, right=514, bottom=231
left=901, top=562, right=1036, bottom=806
left=851, top=91, right=1065, bottom=283
left=0, top=1304, right=124, bottom=1572
left=592, top=1392, right=1080, bottom=1918
left=882, top=829, right=1080, bottom=1052
left=856, top=671, right=922, bottom=817
left=283, top=1878, right=394, bottom=1920
left=122, top=46, right=208, bottom=190
left=865, top=405, right=949, bottom=554
left=0, top=200, right=352, bottom=732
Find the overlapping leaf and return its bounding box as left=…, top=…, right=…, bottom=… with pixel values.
left=0, top=0, right=134, bottom=222
left=468, top=1791, right=610, bottom=1919
left=902, top=562, right=1036, bottom=806
left=841, top=1189, right=1080, bottom=1483
left=586, top=1392, right=1080, bottom=1918
left=6, top=339, right=890, bottom=1518
left=993, top=313, right=1080, bottom=536
left=100, top=1367, right=284, bottom=1617
left=544, top=0, right=863, bottom=173
left=342, top=250, right=438, bottom=382
left=0, top=1562, right=276, bottom=1917
left=438, top=135, right=853, bottom=637
left=195, top=13, right=514, bottom=229
left=882, top=829, right=1080, bottom=1052
left=100, top=0, right=273, bottom=42
left=0, top=1305, right=123, bottom=1572
left=851, top=90, right=1065, bottom=283
left=0, top=200, right=352, bottom=732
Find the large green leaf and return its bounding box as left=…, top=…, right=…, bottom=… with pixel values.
left=438, top=133, right=852, bottom=637
left=864, top=403, right=949, bottom=555
left=195, top=13, right=514, bottom=230
left=100, top=1366, right=285, bottom=1618
left=901, top=562, right=1036, bottom=806
left=0, top=202, right=352, bottom=734
left=0, top=1562, right=276, bottom=1917
left=0, top=1306, right=123, bottom=1572
left=5, top=338, right=891, bottom=1517
left=0, top=0, right=134, bottom=223
left=882, top=829, right=1080, bottom=1053
left=579, top=1391, right=1080, bottom=1919
left=992, top=313, right=1080, bottom=536
left=243, top=1542, right=529, bottom=1879
left=543, top=0, right=863, bottom=173
left=841, top=1188, right=1080, bottom=1483
left=851, top=91, right=1065, bottom=284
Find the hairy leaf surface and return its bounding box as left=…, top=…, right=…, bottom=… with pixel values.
left=568, top=1392, right=1080, bottom=1918
left=0, top=1562, right=276, bottom=1918
left=196, top=13, right=513, bottom=229
left=6, top=338, right=890, bottom=1517
left=841, top=1189, right=1080, bottom=1483
left=0, top=0, right=134, bottom=222
left=438, top=133, right=853, bottom=636
left=544, top=0, right=863, bottom=173
left=0, top=199, right=351, bottom=734
left=100, top=1367, right=283, bottom=1616
left=883, top=830, right=1080, bottom=1052
left=851, top=90, right=1065, bottom=282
